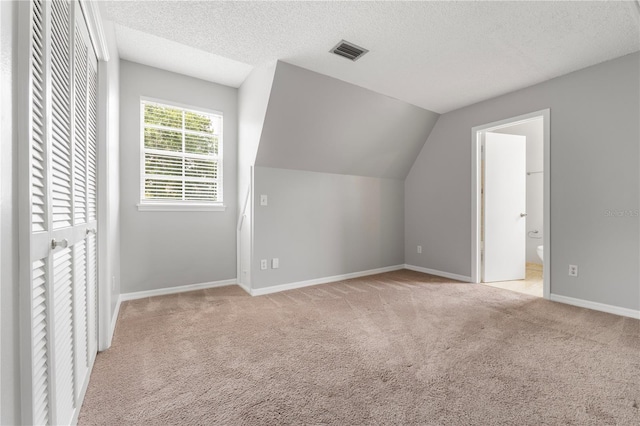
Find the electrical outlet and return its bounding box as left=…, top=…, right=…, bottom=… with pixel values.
left=260, top=259, right=268, bottom=270
left=568, top=264, right=578, bottom=277
left=417, top=245, right=422, bottom=254
left=272, top=258, right=279, bottom=269
left=111, top=276, right=116, bottom=291
left=260, top=194, right=268, bottom=206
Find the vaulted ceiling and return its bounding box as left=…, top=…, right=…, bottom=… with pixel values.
left=100, top=1, right=640, bottom=113
left=255, top=62, right=439, bottom=179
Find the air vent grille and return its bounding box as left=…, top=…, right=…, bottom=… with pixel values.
left=330, top=40, right=368, bottom=61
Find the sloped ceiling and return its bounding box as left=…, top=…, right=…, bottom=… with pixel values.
left=254, top=62, right=439, bottom=180
left=113, top=24, right=252, bottom=88
left=100, top=1, right=639, bottom=113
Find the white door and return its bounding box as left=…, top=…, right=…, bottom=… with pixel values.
left=482, top=132, right=526, bottom=282
left=19, top=1, right=98, bottom=424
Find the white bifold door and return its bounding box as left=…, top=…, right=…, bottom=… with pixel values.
left=19, top=1, right=99, bottom=425
left=482, top=132, right=527, bottom=283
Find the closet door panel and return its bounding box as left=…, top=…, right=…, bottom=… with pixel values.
left=21, top=0, right=100, bottom=424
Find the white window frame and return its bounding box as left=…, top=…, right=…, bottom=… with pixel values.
left=137, top=97, right=225, bottom=211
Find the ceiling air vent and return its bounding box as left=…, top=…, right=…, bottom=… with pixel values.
left=330, top=40, right=369, bottom=61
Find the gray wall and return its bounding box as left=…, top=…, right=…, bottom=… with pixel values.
left=255, top=61, right=439, bottom=179
left=0, top=1, right=19, bottom=423
left=119, top=61, right=237, bottom=293
left=494, top=119, right=544, bottom=264
left=249, top=61, right=435, bottom=291
left=253, top=167, right=404, bottom=289
left=406, top=52, right=639, bottom=310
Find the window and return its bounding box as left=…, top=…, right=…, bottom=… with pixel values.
left=139, top=99, right=224, bottom=211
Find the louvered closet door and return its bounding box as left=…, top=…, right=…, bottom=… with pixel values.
left=21, top=1, right=99, bottom=425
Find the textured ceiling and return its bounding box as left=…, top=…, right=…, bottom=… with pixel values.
left=113, top=24, right=253, bottom=87
left=100, top=1, right=640, bottom=113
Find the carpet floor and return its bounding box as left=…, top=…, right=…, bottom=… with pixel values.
left=79, top=270, right=640, bottom=425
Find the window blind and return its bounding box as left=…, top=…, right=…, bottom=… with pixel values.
left=141, top=100, right=223, bottom=203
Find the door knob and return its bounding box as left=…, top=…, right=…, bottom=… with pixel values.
left=520, top=213, right=527, bottom=217
left=51, top=238, right=69, bottom=249
left=86, top=228, right=97, bottom=235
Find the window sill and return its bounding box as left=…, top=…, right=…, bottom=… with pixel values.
left=137, top=203, right=226, bottom=212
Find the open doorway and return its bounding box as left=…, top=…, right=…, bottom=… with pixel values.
left=471, top=109, right=550, bottom=298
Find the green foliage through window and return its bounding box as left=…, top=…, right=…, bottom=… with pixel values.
left=141, top=101, right=222, bottom=203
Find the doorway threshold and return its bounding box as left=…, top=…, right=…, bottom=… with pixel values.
left=481, top=263, right=543, bottom=297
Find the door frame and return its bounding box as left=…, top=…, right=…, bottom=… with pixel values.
left=78, top=0, right=111, bottom=351
left=471, top=109, right=550, bottom=298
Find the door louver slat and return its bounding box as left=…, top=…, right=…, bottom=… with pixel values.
left=74, top=240, right=89, bottom=391
left=74, top=29, right=88, bottom=224
left=50, top=0, right=72, bottom=230
left=53, top=245, right=76, bottom=423
left=86, top=233, right=98, bottom=357
left=87, top=64, right=98, bottom=221
left=31, top=0, right=47, bottom=232
left=31, top=258, right=50, bottom=426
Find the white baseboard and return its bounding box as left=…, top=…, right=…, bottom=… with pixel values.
left=550, top=293, right=640, bottom=319
left=250, top=265, right=405, bottom=296
left=109, top=294, right=122, bottom=343
left=237, top=281, right=251, bottom=295
left=107, top=294, right=122, bottom=347
left=120, top=278, right=237, bottom=302
left=404, top=264, right=471, bottom=282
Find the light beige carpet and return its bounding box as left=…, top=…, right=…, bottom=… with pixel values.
left=79, top=270, right=640, bottom=425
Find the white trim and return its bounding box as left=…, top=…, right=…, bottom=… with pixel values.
left=17, top=1, right=36, bottom=422
left=97, top=38, right=112, bottom=353
left=70, top=347, right=96, bottom=425
left=471, top=109, right=551, bottom=300
left=236, top=168, right=255, bottom=294
left=403, top=264, right=472, bottom=282
left=78, top=0, right=109, bottom=61
left=108, top=294, right=122, bottom=346
left=139, top=97, right=224, bottom=206
left=120, top=278, right=237, bottom=301
left=249, top=265, right=405, bottom=296
left=137, top=203, right=226, bottom=212
left=0, top=3, right=3, bottom=418
left=249, top=167, right=254, bottom=291
left=237, top=281, right=251, bottom=295
left=550, top=293, right=640, bottom=320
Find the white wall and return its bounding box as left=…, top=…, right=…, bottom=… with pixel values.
left=253, top=167, right=404, bottom=289
left=238, top=61, right=277, bottom=209
left=0, top=1, right=19, bottom=423
left=237, top=61, right=277, bottom=290
left=494, top=119, right=544, bottom=264
left=406, top=52, right=639, bottom=311
left=98, top=20, right=121, bottom=347
left=119, top=61, right=237, bottom=293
